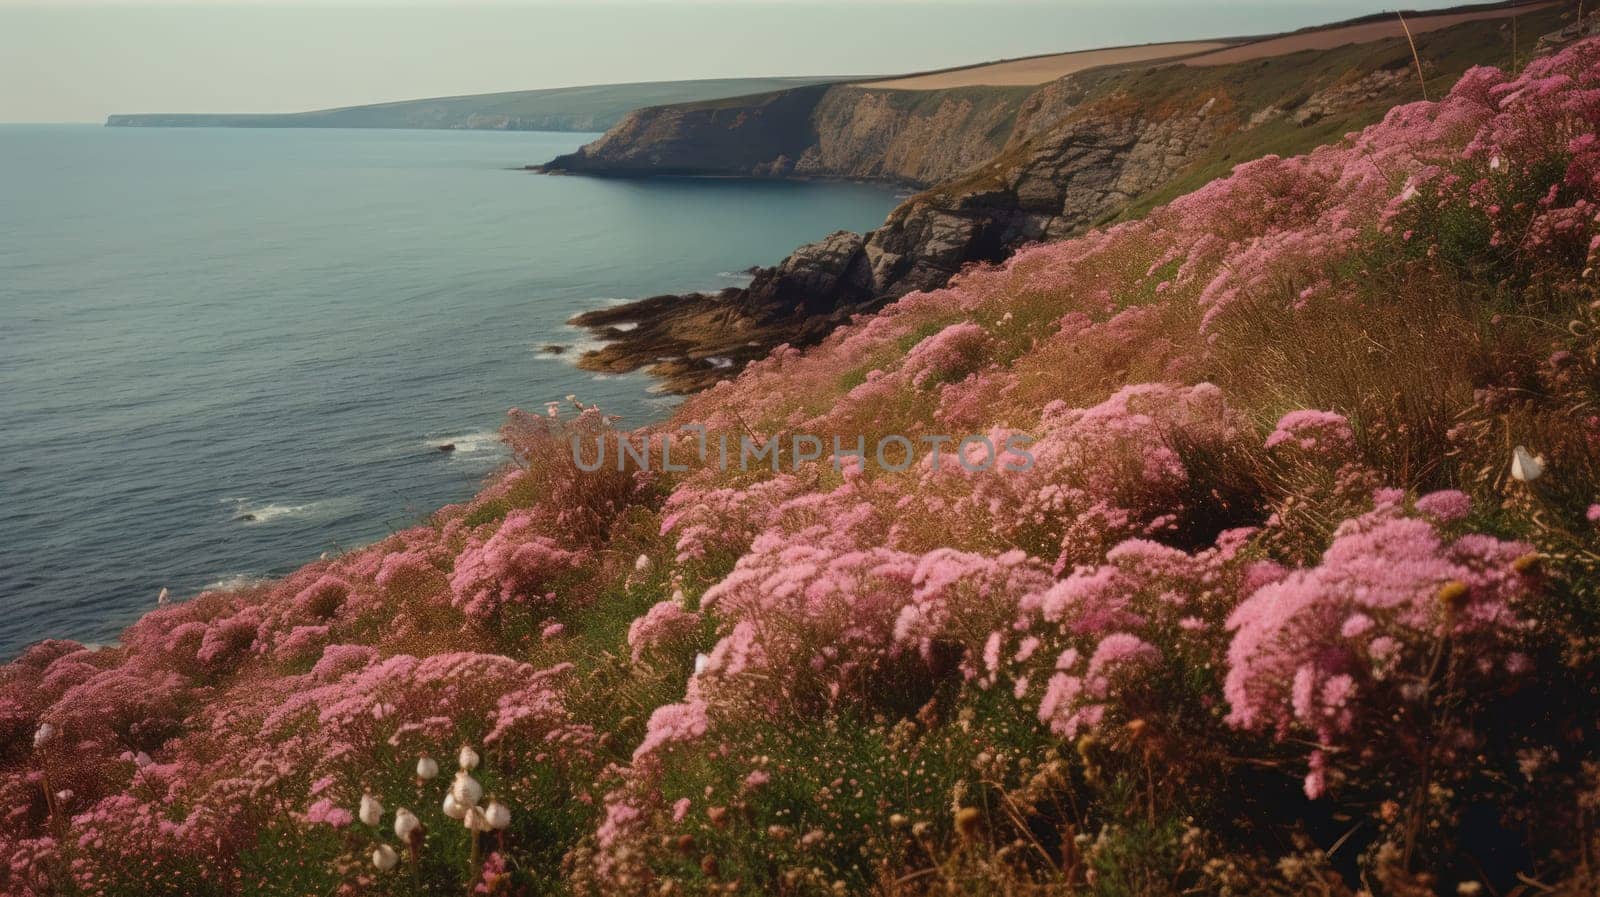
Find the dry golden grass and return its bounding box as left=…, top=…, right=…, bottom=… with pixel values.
left=860, top=2, right=1559, bottom=91
left=858, top=42, right=1230, bottom=90
left=1185, top=2, right=1561, bottom=67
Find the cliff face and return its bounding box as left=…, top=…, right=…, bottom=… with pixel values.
left=545, top=85, right=834, bottom=177
left=861, top=94, right=1228, bottom=298
left=793, top=86, right=1031, bottom=184
left=543, top=83, right=1032, bottom=186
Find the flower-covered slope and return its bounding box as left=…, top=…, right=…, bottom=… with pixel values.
left=7, top=39, right=1600, bottom=897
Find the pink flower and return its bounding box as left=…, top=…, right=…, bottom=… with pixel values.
left=627, top=601, right=702, bottom=665
left=903, top=321, right=993, bottom=387
left=633, top=700, right=710, bottom=761
left=1264, top=409, right=1355, bottom=455
left=306, top=798, right=353, bottom=828
left=1415, top=489, right=1473, bottom=523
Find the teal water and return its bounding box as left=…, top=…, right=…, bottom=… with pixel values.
left=0, top=125, right=898, bottom=658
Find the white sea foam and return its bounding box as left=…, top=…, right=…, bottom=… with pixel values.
left=201, top=573, right=270, bottom=592
left=426, top=429, right=507, bottom=458
left=531, top=326, right=609, bottom=364
left=223, top=497, right=353, bottom=524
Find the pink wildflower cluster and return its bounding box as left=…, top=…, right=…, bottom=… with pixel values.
left=1264, top=409, right=1356, bottom=456
left=902, top=320, right=994, bottom=387
left=449, top=510, right=588, bottom=621
left=627, top=599, right=702, bottom=665
left=912, top=383, right=1242, bottom=570
left=1224, top=500, right=1532, bottom=794
left=659, top=473, right=810, bottom=564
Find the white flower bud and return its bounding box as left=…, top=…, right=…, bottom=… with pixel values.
left=442, top=792, right=468, bottom=820
left=415, top=756, right=439, bottom=780
left=484, top=799, right=511, bottom=831
left=634, top=554, right=652, bottom=573
left=358, top=792, right=383, bottom=827
left=693, top=653, right=710, bottom=677
left=372, top=844, right=399, bottom=872
left=33, top=723, right=56, bottom=750
left=394, top=807, right=420, bottom=842
left=457, top=744, right=480, bottom=771
left=464, top=805, right=492, bottom=832
left=1511, top=445, right=1545, bottom=483
left=451, top=769, right=483, bottom=809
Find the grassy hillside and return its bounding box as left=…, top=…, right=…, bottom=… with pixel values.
left=103, top=77, right=842, bottom=132
left=11, top=34, right=1600, bottom=897
left=933, top=1, right=1570, bottom=208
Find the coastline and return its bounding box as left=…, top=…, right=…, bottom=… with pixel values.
left=563, top=282, right=855, bottom=395
left=561, top=225, right=896, bottom=393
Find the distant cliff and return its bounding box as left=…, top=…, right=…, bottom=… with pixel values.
left=104, top=77, right=840, bottom=133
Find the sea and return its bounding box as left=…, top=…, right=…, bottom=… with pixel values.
left=0, top=125, right=899, bottom=658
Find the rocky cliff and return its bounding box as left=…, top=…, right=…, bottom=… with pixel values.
left=561, top=3, right=1578, bottom=391
left=542, top=83, right=1033, bottom=186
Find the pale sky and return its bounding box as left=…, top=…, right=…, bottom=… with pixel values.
left=1, top=1, right=1482, bottom=123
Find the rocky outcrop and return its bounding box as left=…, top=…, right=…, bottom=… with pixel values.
left=1536, top=10, right=1600, bottom=56
left=855, top=94, right=1230, bottom=298
left=745, top=230, right=877, bottom=319
left=566, top=230, right=887, bottom=393
left=1294, top=68, right=1411, bottom=125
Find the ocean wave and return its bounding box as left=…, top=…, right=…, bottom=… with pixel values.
left=200, top=572, right=271, bottom=593
left=533, top=326, right=607, bottom=364
left=425, top=429, right=508, bottom=459
left=222, top=497, right=353, bottom=525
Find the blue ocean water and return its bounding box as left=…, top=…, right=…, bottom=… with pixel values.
left=0, top=125, right=898, bottom=658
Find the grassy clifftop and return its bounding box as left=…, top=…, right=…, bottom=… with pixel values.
left=7, top=35, right=1600, bottom=897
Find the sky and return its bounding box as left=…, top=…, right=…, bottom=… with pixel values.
left=1, top=1, right=1488, bottom=123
